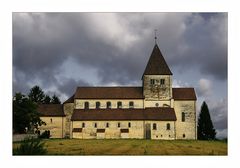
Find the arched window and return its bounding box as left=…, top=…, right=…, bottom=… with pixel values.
left=129, top=101, right=134, bottom=109
left=96, top=102, right=101, bottom=109
left=106, top=123, right=109, bottom=128
left=94, top=123, right=97, bottom=128
left=107, top=101, right=111, bottom=109
left=82, top=123, right=85, bottom=128
left=182, top=112, right=185, bottom=122
left=128, top=122, right=131, bottom=128
left=84, top=102, right=89, bottom=109
left=50, top=118, right=53, bottom=123
left=117, top=101, right=122, bottom=109
left=183, top=134, right=186, bottom=138
left=118, top=122, right=121, bottom=128
left=166, top=123, right=170, bottom=130
left=153, top=123, right=157, bottom=130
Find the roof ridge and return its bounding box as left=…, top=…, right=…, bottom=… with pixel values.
left=173, top=87, right=194, bottom=89
left=76, top=86, right=143, bottom=88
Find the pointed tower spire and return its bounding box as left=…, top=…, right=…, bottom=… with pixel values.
left=143, top=44, right=172, bottom=77
left=154, top=29, right=157, bottom=44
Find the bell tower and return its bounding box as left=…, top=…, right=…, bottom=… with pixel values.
left=142, top=44, right=173, bottom=101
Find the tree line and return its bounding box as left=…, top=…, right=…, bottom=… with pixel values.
left=13, top=85, right=61, bottom=134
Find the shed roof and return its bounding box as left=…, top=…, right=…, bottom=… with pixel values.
left=37, top=104, right=65, bottom=117
left=74, top=87, right=143, bottom=99
left=71, top=107, right=176, bottom=121
left=172, top=88, right=197, bottom=100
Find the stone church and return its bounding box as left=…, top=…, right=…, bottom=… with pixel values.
left=37, top=43, right=197, bottom=140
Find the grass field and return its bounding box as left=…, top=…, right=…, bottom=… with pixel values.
left=13, top=139, right=227, bottom=155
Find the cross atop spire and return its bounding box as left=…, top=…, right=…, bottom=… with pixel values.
left=154, top=29, right=158, bottom=44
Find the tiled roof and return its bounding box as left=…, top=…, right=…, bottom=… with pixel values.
left=74, top=87, right=144, bottom=99
left=71, top=108, right=176, bottom=121
left=172, top=88, right=197, bottom=100
left=37, top=104, right=65, bottom=117
left=63, top=94, right=74, bottom=104
left=143, top=44, right=172, bottom=76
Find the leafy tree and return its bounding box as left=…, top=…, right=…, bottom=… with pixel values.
left=51, top=94, right=61, bottom=104
left=197, top=101, right=216, bottom=140
left=13, top=93, right=45, bottom=133
left=13, top=137, right=47, bottom=155
left=28, top=85, right=45, bottom=103
left=43, top=95, right=51, bottom=104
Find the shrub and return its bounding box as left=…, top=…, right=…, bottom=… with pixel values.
left=39, top=130, right=50, bottom=139
left=13, top=137, right=47, bottom=155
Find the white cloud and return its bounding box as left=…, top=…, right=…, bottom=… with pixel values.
left=197, top=78, right=212, bottom=97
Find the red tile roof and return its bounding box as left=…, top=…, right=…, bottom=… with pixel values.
left=37, top=104, right=65, bottom=117
left=71, top=108, right=176, bottom=121
left=143, top=44, right=172, bottom=76
left=74, top=87, right=144, bottom=99
left=63, top=94, right=74, bottom=104
left=172, top=88, right=197, bottom=100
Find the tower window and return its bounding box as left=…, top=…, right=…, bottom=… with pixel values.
left=183, top=134, right=186, bottom=138
left=118, top=122, right=121, bottom=128
left=84, top=102, right=89, bottom=109
left=117, top=101, right=122, bottom=109
left=160, top=79, right=165, bottom=85
left=128, top=122, right=131, bottom=128
left=166, top=123, right=170, bottom=130
left=106, top=102, right=111, bottom=109
left=182, top=112, right=185, bottom=122
left=96, top=102, right=100, bottom=109
left=153, top=123, right=157, bottom=130
left=94, top=123, right=97, bottom=128
left=82, top=123, right=85, bottom=128
left=129, top=101, right=134, bottom=109
left=150, top=79, right=155, bottom=85
left=50, top=118, right=52, bottom=123
left=106, top=123, right=109, bottom=128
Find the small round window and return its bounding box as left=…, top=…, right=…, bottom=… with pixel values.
left=155, top=103, right=159, bottom=107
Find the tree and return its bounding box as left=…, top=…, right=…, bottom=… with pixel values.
left=51, top=94, right=61, bottom=104
left=197, top=101, right=216, bottom=140
left=28, top=85, right=45, bottom=103
left=43, top=95, right=51, bottom=104
left=13, top=93, right=45, bottom=133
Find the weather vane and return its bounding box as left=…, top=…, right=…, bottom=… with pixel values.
left=154, top=29, right=158, bottom=44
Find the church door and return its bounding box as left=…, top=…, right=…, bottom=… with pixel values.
left=145, top=123, right=151, bottom=139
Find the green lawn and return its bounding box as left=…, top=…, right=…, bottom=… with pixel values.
left=13, top=139, right=227, bottom=155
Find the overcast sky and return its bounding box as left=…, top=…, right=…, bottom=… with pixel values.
left=12, top=12, right=227, bottom=138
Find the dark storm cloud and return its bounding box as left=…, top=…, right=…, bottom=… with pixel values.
left=58, top=78, right=89, bottom=96
left=13, top=13, right=227, bottom=98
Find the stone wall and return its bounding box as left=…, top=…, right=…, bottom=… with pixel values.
left=39, top=116, right=65, bottom=138
left=75, top=99, right=144, bottom=109
left=144, top=100, right=171, bottom=108
left=174, top=100, right=196, bottom=139
left=143, top=75, right=172, bottom=101
left=72, top=120, right=175, bottom=140
left=63, top=103, right=74, bottom=138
